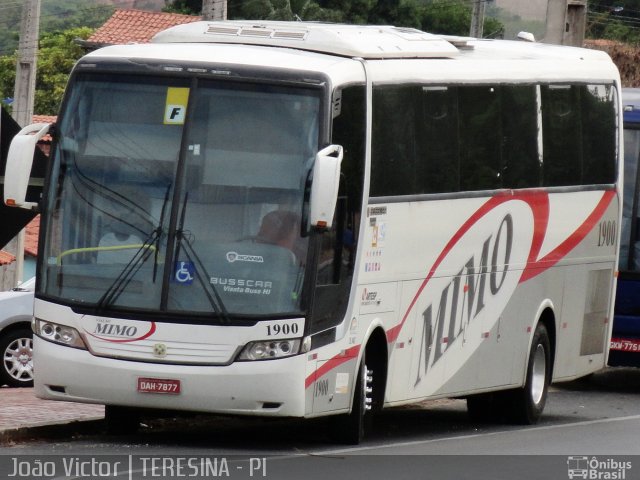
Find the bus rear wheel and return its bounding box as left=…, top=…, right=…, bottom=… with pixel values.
left=505, top=323, right=551, bottom=424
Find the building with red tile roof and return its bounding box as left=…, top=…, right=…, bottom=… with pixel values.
left=24, top=216, right=39, bottom=258
left=86, top=9, right=201, bottom=47
left=32, top=115, right=56, bottom=146
left=32, top=115, right=56, bottom=124
left=0, top=251, right=15, bottom=266
left=0, top=215, right=38, bottom=264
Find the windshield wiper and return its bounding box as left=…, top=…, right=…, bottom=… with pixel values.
left=173, top=192, right=230, bottom=323
left=95, top=227, right=162, bottom=311
left=96, top=183, right=172, bottom=311
left=152, top=184, right=172, bottom=282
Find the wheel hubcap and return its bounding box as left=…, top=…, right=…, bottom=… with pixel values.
left=4, top=337, right=34, bottom=382
left=530, top=344, right=546, bottom=405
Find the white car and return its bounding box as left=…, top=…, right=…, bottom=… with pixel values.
left=0, top=277, right=35, bottom=387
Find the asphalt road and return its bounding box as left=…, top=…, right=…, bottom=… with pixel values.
left=1, top=367, right=639, bottom=480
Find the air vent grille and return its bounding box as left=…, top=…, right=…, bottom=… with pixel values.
left=206, top=24, right=308, bottom=41
left=273, top=31, right=307, bottom=40
left=206, top=26, right=241, bottom=35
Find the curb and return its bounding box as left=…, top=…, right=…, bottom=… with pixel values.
left=0, top=418, right=104, bottom=446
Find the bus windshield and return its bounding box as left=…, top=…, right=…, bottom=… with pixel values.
left=40, top=73, right=321, bottom=319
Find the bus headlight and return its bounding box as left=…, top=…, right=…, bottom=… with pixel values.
left=238, top=339, right=302, bottom=361
left=35, top=319, right=87, bottom=350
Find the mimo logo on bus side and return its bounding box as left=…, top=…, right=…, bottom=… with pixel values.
left=414, top=213, right=517, bottom=386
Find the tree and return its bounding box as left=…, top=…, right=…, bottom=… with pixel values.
left=0, top=27, right=94, bottom=116
left=228, top=0, right=342, bottom=21
left=166, top=0, right=503, bottom=35
left=420, top=0, right=503, bottom=38
left=163, top=0, right=203, bottom=14
left=0, top=0, right=113, bottom=56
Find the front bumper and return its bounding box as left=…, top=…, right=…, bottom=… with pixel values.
left=34, top=336, right=307, bottom=417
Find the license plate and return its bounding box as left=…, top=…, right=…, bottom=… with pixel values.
left=137, top=377, right=181, bottom=395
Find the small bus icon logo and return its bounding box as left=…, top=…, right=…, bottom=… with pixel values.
left=567, top=456, right=589, bottom=479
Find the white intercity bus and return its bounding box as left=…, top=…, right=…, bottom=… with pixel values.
left=4, top=22, right=622, bottom=443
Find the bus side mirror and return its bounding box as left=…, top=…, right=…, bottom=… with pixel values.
left=3, top=123, right=50, bottom=210
left=309, top=144, right=343, bottom=230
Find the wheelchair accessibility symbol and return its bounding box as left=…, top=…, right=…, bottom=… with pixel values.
left=174, top=261, right=195, bottom=285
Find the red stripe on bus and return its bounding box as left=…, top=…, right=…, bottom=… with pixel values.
left=519, top=190, right=615, bottom=282
left=388, top=189, right=615, bottom=343
left=305, top=189, right=615, bottom=388
left=304, top=345, right=360, bottom=389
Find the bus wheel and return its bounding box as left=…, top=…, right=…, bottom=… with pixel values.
left=506, top=323, right=551, bottom=424
left=104, top=405, right=141, bottom=435
left=330, top=360, right=373, bottom=445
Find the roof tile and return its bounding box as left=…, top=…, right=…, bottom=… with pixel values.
left=24, top=215, right=39, bottom=257
left=88, top=9, right=201, bottom=45
left=0, top=251, right=16, bottom=266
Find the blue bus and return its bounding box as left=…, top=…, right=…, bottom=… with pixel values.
left=611, top=88, right=640, bottom=366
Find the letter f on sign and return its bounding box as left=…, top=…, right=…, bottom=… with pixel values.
left=164, top=87, right=190, bottom=124
left=165, top=105, right=185, bottom=124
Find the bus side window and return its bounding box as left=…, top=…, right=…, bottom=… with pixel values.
left=315, top=195, right=348, bottom=286
left=500, top=85, right=540, bottom=188
left=458, top=86, right=503, bottom=191
left=309, top=85, right=365, bottom=333
left=541, top=85, right=582, bottom=186
left=541, top=84, right=617, bottom=187
left=420, top=86, right=460, bottom=194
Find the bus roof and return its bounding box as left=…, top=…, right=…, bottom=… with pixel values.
left=80, top=22, right=620, bottom=86
left=151, top=21, right=460, bottom=59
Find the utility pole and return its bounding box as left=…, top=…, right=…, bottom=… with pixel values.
left=202, top=0, right=227, bottom=21
left=544, top=0, right=587, bottom=46
left=469, top=0, right=486, bottom=38
left=7, top=0, right=41, bottom=287
left=13, top=0, right=40, bottom=128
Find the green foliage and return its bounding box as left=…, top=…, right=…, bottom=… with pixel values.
left=0, top=27, right=94, bottom=116
left=585, top=1, right=640, bottom=44
left=162, top=0, right=202, bottom=14
left=587, top=12, right=640, bottom=44
left=0, top=0, right=113, bottom=56
left=0, top=55, right=15, bottom=104
left=420, top=1, right=471, bottom=35
left=164, top=0, right=505, bottom=36
left=416, top=1, right=504, bottom=38
left=228, top=0, right=341, bottom=21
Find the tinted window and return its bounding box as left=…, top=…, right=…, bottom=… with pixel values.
left=310, top=85, right=366, bottom=334
left=371, top=83, right=617, bottom=197
left=541, top=84, right=616, bottom=186
left=620, top=127, right=640, bottom=272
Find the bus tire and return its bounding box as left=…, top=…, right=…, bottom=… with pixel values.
left=506, top=323, right=551, bottom=424
left=104, top=405, right=141, bottom=435
left=329, top=359, right=372, bottom=445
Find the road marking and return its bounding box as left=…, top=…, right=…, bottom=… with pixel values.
left=312, top=414, right=640, bottom=455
